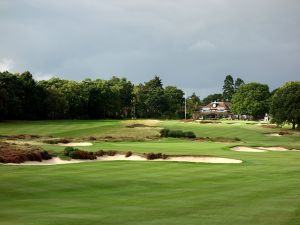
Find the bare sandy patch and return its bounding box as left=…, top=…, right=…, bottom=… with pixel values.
left=232, top=146, right=300, bottom=152
left=58, top=142, right=93, bottom=147
left=5, top=157, right=83, bottom=166
left=161, top=156, right=242, bottom=163
left=98, top=154, right=145, bottom=161
left=257, top=147, right=289, bottom=151
left=232, top=146, right=267, bottom=152
left=267, top=133, right=282, bottom=137
left=4, top=140, right=42, bottom=145
left=2, top=154, right=242, bottom=165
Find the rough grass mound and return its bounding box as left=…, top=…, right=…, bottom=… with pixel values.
left=0, top=142, right=52, bottom=163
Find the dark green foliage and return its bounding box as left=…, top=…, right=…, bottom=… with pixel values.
left=168, top=130, right=184, bottom=138
left=63, top=147, right=75, bottom=156
left=231, top=82, right=271, bottom=118
left=270, top=81, right=300, bottom=129
left=0, top=72, right=185, bottom=120
left=223, top=75, right=235, bottom=101
left=234, top=78, right=245, bottom=91
left=223, top=75, right=245, bottom=101
left=159, top=128, right=170, bottom=137
left=186, top=93, right=201, bottom=117
left=160, top=129, right=196, bottom=138
left=183, top=131, right=196, bottom=138
left=202, top=93, right=223, bottom=105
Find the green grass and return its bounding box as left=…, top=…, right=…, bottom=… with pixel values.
left=0, top=120, right=159, bottom=138
left=0, top=119, right=300, bottom=225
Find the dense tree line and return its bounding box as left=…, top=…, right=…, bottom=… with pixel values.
left=0, top=72, right=184, bottom=120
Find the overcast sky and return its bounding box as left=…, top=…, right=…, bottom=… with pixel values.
left=0, top=0, right=299, bottom=97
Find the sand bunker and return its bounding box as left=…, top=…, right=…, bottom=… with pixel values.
left=257, top=147, right=289, bottom=151
left=267, top=133, right=282, bottom=137
left=232, top=146, right=267, bottom=152
left=2, top=154, right=242, bottom=165
left=5, top=157, right=83, bottom=166
left=232, top=146, right=299, bottom=152
left=58, top=142, right=93, bottom=147
left=161, top=156, right=241, bottom=163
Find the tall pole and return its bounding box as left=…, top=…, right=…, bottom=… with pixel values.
left=184, top=92, right=187, bottom=121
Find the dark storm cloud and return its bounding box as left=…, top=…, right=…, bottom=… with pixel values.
left=0, top=0, right=299, bottom=97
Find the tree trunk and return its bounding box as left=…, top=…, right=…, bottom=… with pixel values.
left=292, top=122, right=296, bottom=129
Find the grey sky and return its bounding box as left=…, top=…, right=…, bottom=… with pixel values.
left=0, top=0, right=299, bottom=97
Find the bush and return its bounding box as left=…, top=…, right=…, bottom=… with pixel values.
left=144, top=152, right=168, bottom=160
left=44, top=138, right=70, bottom=144
left=183, top=131, right=196, bottom=138
left=0, top=143, right=53, bottom=163
left=106, top=150, right=117, bottom=156
left=168, top=130, right=184, bottom=138
left=160, top=129, right=196, bottom=139
left=95, top=150, right=105, bottom=157
left=94, top=150, right=118, bottom=157
left=69, top=150, right=96, bottom=160
left=160, top=128, right=170, bottom=137
left=64, top=147, right=75, bottom=156
left=125, top=151, right=132, bottom=157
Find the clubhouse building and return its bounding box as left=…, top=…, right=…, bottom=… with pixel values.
left=192, top=101, right=232, bottom=120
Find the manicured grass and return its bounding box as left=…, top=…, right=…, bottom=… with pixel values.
left=0, top=119, right=300, bottom=225
left=0, top=120, right=160, bottom=138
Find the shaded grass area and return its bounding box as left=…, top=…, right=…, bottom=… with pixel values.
left=1, top=157, right=300, bottom=225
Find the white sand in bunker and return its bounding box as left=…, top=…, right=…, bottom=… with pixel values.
left=232, top=146, right=267, bottom=152
left=6, top=157, right=83, bottom=166
left=159, top=156, right=242, bottom=163
left=257, top=147, right=289, bottom=151
left=232, top=146, right=299, bottom=152
left=267, top=133, right=282, bottom=137
left=4, top=154, right=242, bottom=165
left=58, top=142, right=93, bottom=147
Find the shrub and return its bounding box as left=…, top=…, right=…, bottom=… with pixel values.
left=183, top=131, right=196, bottom=138
left=0, top=143, right=53, bottom=163
left=160, top=129, right=196, bottom=139
left=58, top=139, right=70, bottom=144
left=88, top=136, right=97, bottom=141
left=64, top=147, right=75, bottom=156
left=95, top=150, right=105, bottom=157
left=106, top=150, right=117, bottom=156
left=162, top=154, right=168, bottom=159
left=168, top=130, right=184, bottom=138
left=44, top=138, right=70, bottom=144
left=125, top=151, right=132, bottom=157
left=160, top=128, right=170, bottom=137
left=69, top=150, right=96, bottom=160
left=144, top=152, right=168, bottom=160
